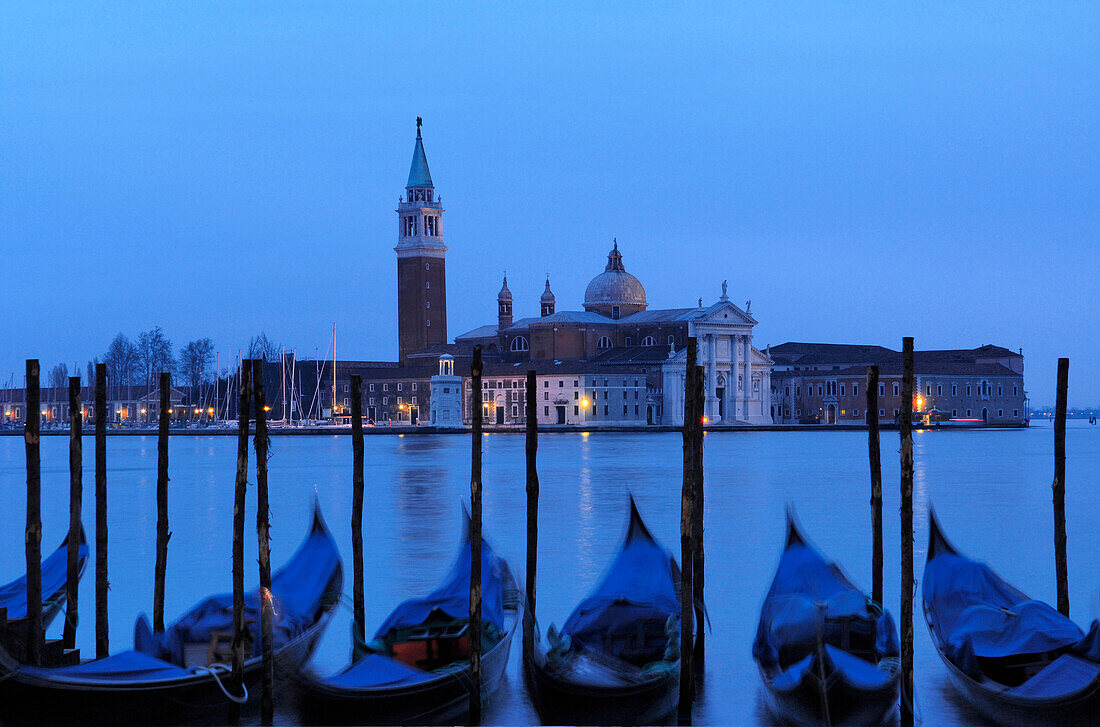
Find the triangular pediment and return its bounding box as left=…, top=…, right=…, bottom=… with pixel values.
left=698, top=300, right=757, bottom=325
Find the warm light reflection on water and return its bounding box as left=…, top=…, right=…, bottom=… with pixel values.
left=0, top=422, right=1097, bottom=725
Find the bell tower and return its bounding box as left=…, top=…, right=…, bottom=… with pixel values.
left=395, top=118, right=447, bottom=363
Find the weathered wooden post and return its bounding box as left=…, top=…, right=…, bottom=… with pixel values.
left=691, top=357, right=705, bottom=675
left=900, top=338, right=915, bottom=727
left=678, top=338, right=697, bottom=725
left=25, top=359, right=43, bottom=666
left=350, top=374, right=366, bottom=645
left=64, top=376, right=83, bottom=650
left=469, top=345, right=484, bottom=724
left=251, top=359, right=275, bottom=726
left=523, top=370, right=539, bottom=660
left=867, top=365, right=883, bottom=607
left=95, top=363, right=108, bottom=658
left=230, top=362, right=252, bottom=724
left=1053, top=357, right=1069, bottom=617
left=154, top=372, right=171, bottom=633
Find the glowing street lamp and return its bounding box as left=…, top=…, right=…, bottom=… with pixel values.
left=581, top=398, right=590, bottom=407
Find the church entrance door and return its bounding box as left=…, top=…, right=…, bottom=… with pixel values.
left=647, top=405, right=653, bottom=425
left=827, top=404, right=836, bottom=424
left=496, top=407, right=504, bottom=425
left=555, top=406, right=566, bottom=425
left=368, top=406, right=376, bottom=424
left=410, top=407, right=419, bottom=426
left=716, top=387, right=725, bottom=420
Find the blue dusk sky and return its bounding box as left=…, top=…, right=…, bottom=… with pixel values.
left=2, top=3, right=1097, bottom=405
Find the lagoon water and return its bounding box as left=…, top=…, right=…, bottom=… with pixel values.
left=2, top=422, right=1099, bottom=725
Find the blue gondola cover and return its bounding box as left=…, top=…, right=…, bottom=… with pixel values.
left=0, top=534, right=88, bottom=619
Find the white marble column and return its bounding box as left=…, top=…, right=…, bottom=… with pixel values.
left=706, top=333, right=720, bottom=422
left=742, top=334, right=752, bottom=422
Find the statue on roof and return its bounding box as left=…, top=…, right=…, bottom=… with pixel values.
left=746, top=299, right=752, bottom=314
left=721, top=280, right=728, bottom=300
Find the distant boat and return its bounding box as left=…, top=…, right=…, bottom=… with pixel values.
left=524, top=497, right=682, bottom=726
left=0, top=504, right=342, bottom=726
left=753, top=513, right=900, bottom=727
left=924, top=510, right=1100, bottom=726
left=0, top=527, right=88, bottom=630
left=297, top=510, right=521, bottom=725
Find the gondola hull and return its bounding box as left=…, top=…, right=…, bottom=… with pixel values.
left=931, top=625, right=1100, bottom=727
left=757, top=662, right=899, bottom=727
left=0, top=603, right=334, bottom=727
left=524, top=646, right=678, bottom=727
left=298, top=605, right=519, bottom=726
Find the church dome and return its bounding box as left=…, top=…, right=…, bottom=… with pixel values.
left=583, top=241, right=647, bottom=316
left=541, top=277, right=556, bottom=303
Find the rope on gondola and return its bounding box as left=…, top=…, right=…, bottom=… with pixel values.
left=190, top=663, right=249, bottom=704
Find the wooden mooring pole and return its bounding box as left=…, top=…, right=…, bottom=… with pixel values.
left=678, top=338, right=697, bottom=725
left=900, top=338, right=915, bottom=727
left=867, top=365, right=883, bottom=607
left=230, top=362, right=251, bottom=725
left=351, top=374, right=366, bottom=646
left=95, top=362, right=109, bottom=658
left=691, top=356, right=705, bottom=677
left=469, top=345, right=484, bottom=725
left=523, top=370, right=539, bottom=661
left=64, top=376, right=83, bottom=650
left=1054, top=357, right=1069, bottom=617
left=154, top=372, right=171, bottom=633
left=25, top=359, right=43, bottom=666
left=252, top=359, right=274, bottom=726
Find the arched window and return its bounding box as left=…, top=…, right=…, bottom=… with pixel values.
left=667, top=335, right=675, bottom=346
left=510, top=336, right=529, bottom=352
left=597, top=336, right=613, bottom=350
left=641, top=335, right=656, bottom=346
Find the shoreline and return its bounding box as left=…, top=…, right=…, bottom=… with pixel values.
left=1, top=422, right=1029, bottom=436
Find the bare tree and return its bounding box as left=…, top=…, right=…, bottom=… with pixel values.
left=49, top=363, right=69, bottom=391
left=247, top=332, right=280, bottom=362
left=103, top=334, right=139, bottom=387
left=136, top=327, right=174, bottom=389
left=178, top=338, right=215, bottom=392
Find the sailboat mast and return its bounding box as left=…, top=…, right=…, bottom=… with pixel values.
left=332, top=323, right=337, bottom=424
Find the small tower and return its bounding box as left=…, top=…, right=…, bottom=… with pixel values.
left=497, top=275, right=513, bottom=330
left=395, top=118, right=447, bottom=363
left=540, top=277, right=556, bottom=317
left=429, top=354, right=463, bottom=428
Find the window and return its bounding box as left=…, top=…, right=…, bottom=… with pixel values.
left=1013, top=385, right=1018, bottom=396
left=426, top=320, right=430, bottom=327
left=966, top=409, right=972, bottom=416
left=412, top=397, right=417, bottom=405
left=397, top=383, right=402, bottom=391
left=668, top=335, right=675, bottom=346
left=839, top=383, right=845, bottom=397
left=623, top=405, right=628, bottom=415
left=997, top=409, right=1003, bottom=417
left=573, top=406, right=579, bottom=416
left=369, top=397, right=374, bottom=405
left=383, top=397, right=388, bottom=405
left=425, top=281, right=430, bottom=289
left=558, top=380, right=564, bottom=387
left=879, top=383, right=885, bottom=396
left=604, top=405, right=609, bottom=415
left=642, top=336, right=656, bottom=346
left=952, top=384, right=957, bottom=396
left=998, top=385, right=1003, bottom=396
left=622, top=391, right=627, bottom=400
left=343, top=384, right=348, bottom=392
left=853, top=383, right=859, bottom=397
left=383, top=383, right=389, bottom=391
left=510, top=336, right=529, bottom=352
left=426, top=301, right=430, bottom=308
left=796, top=386, right=801, bottom=397
left=343, top=397, right=349, bottom=406
left=625, top=337, right=632, bottom=346
left=397, top=396, right=402, bottom=404
left=879, top=408, right=885, bottom=416
left=369, top=384, right=374, bottom=392
left=937, top=384, right=942, bottom=395
left=817, top=385, right=822, bottom=396
left=893, top=408, right=899, bottom=417
left=1013, top=409, right=1019, bottom=417
left=544, top=392, right=549, bottom=401
left=853, top=409, right=860, bottom=417
left=892, top=383, right=899, bottom=396
left=952, top=409, right=957, bottom=417
left=425, top=262, right=430, bottom=270
left=966, top=384, right=971, bottom=396
left=573, top=391, right=578, bottom=400
left=574, top=380, right=579, bottom=387
left=412, top=383, right=417, bottom=391
left=612, top=306, right=620, bottom=319
left=544, top=406, right=549, bottom=416
left=597, top=336, right=613, bottom=350
left=785, top=386, right=790, bottom=396
left=544, top=381, right=549, bottom=388
left=926, top=384, right=932, bottom=396
left=634, top=405, right=639, bottom=415
left=512, top=405, right=518, bottom=417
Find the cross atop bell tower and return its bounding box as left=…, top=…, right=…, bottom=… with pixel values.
left=395, top=118, right=447, bottom=363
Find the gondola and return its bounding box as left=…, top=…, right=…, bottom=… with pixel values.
left=923, top=509, right=1100, bottom=727
left=0, top=526, right=88, bottom=630
left=0, top=503, right=342, bottom=727
left=524, top=497, right=682, bottom=726
left=753, top=513, right=900, bottom=727
left=297, top=510, right=521, bottom=726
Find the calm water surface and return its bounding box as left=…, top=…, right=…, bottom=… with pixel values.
left=2, top=423, right=1099, bottom=725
